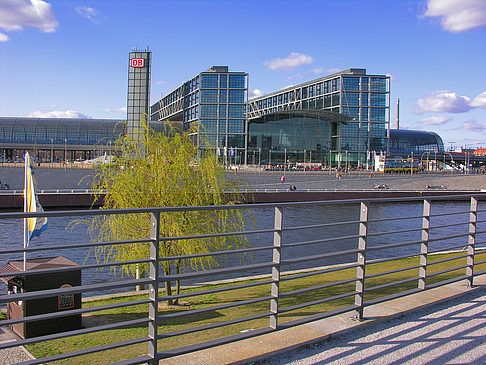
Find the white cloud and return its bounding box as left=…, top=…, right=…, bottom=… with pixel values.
left=249, top=89, right=265, bottom=99
left=0, top=0, right=58, bottom=41
left=75, top=6, right=98, bottom=23
left=459, top=120, right=486, bottom=132
left=286, top=73, right=302, bottom=81
left=0, top=32, right=8, bottom=41
left=423, top=0, right=486, bottom=32
left=470, top=91, right=486, bottom=108
left=264, top=52, right=314, bottom=70
left=310, top=67, right=325, bottom=74
left=104, top=107, right=127, bottom=114
left=28, top=110, right=91, bottom=119
left=421, top=116, right=451, bottom=125
left=417, top=90, right=472, bottom=113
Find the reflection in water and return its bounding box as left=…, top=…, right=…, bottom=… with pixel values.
left=0, top=200, right=482, bottom=296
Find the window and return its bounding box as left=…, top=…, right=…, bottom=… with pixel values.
left=370, top=93, right=386, bottom=106
left=201, top=74, right=219, bottom=88
left=219, top=119, right=227, bottom=133
left=361, top=107, right=369, bottom=121
left=370, top=108, right=386, bottom=121
left=202, top=119, right=217, bottom=133
left=229, top=75, right=245, bottom=88
left=342, top=77, right=360, bottom=91
left=342, top=92, right=359, bottom=106
left=342, top=106, right=359, bottom=119
left=220, top=89, right=227, bottom=103
left=361, top=77, right=369, bottom=91
left=228, top=104, right=246, bottom=118
left=331, top=93, right=340, bottom=106
left=200, top=104, right=218, bottom=118
left=361, top=93, right=369, bottom=106
left=200, top=90, right=218, bottom=103
left=228, top=119, right=244, bottom=133
left=219, top=105, right=227, bottom=118
left=228, top=90, right=244, bottom=103
left=220, top=74, right=227, bottom=88
left=370, top=78, right=386, bottom=91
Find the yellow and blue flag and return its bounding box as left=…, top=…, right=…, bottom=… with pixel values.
left=24, top=152, right=47, bottom=241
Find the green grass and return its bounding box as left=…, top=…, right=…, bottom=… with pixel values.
left=26, top=250, right=486, bottom=364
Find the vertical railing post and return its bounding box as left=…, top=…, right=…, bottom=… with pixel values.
left=466, top=197, right=477, bottom=287
left=148, top=211, right=160, bottom=364
left=419, top=199, right=430, bottom=290
left=354, top=202, right=368, bottom=321
left=270, top=206, right=283, bottom=330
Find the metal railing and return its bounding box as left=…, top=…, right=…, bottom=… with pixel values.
left=0, top=194, right=485, bottom=364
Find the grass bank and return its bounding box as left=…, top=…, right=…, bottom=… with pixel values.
left=26, top=250, right=486, bottom=364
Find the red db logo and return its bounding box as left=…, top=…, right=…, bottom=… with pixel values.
left=130, top=58, right=145, bottom=68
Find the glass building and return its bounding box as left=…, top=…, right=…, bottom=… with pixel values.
left=150, top=66, right=247, bottom=163
left=389, top=129, right=444, bottom=156
left=248, top=110, right=351, bottom=166
left=0, top=117, right=165, bottom=163
left=247, top=69, right=390, bottom=167
left=127, top=49, right=151, bottom=142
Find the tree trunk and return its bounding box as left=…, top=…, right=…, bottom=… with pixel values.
left=163, top=263, right=173, bottom=305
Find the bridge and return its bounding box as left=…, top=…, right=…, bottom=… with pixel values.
left=0, top=194, right=484, bottom=364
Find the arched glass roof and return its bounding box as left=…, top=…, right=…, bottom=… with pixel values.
left=389, top=129, right=444, bottom=155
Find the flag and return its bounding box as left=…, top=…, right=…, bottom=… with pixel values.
left=24, top=152, right=47, bottom=241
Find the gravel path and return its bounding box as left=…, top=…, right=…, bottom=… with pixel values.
left=258, top=289, right=486, bottom=365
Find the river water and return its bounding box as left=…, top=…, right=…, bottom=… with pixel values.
left=0, top=200, right=482, bottom=297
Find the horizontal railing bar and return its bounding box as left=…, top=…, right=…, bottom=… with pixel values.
left=159, top=227, right=277, bottom=243
left=428, top=254, right=468, bottom=266
left=0, top=298, right=151, bottom=326
left=367, top=239, right=423, bottom=252
left=367, top=227, right=423, bottom=237
left=0, top=278, right=152, bottom=304
left=279, top=262, right=359, bottom=282
left=427, top=232, right=472, bottom=243
left=280, top=278, right=357, bottom=298
left=0, top=238, right=153, bottom=255
left=364, top=277, right=418, bottom=292
left=158, top=296, right=272, bottom=320
left=425, top=275, right=468, bottom=290
left=475, top=269, right=486, bottom=276
left=157, top=327, right=274, bottom=359
left=364, top=287, right=421, bottom=307
left=19, top=337, right=151, bottom=365
left=429, top=244, right=468, bottom=254
left=278, top=290, right=356, bottom=314
left=106, top=355, right=154, bottom=365
left=281, top=248, right=361, bottom=265
left=282, top=234, right=361, bottom=249
left=429, top=221, right=469, bottom=230
left=427, top=265, right=468, bottom=278
left=430, top=210, right=470, bottom=218
left=282, top=219, right=360, bottom=232
left=365, top=265, right=421, bottom=279
left=158, top=311, right=272, bottom=339
left=0, top=258, right=152, bottom=279
left=158, top=279, right=274, bottom=302
left=475, top=259, right=486, bottom=265
left=367, top=252, right=420, bottom=265
left=0, top=317, right=151, bottom=350
left=159, top=262, right=274, bottom=283
left=158, top=244, right=274, bottom=262
left=368, top=214, right=423, bottom=223
left=277, top=304, right=358, bottom=330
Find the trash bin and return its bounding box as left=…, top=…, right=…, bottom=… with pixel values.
left=0, top=256, right=82, bottom=339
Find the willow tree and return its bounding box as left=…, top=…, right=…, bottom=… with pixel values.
left=89, top=121, right=250, bottom=304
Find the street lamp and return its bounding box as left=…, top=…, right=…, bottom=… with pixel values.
left=303, top=149, right=306, bottom=172
left=50, top=138, right=53, bottom=168
left=269, top=150, right=272, bottom=166
left=64, top=138, right=67, bottom=170
left=258, top=147, right=261, bottom=166
left=284, top=148, right=287, bottom=176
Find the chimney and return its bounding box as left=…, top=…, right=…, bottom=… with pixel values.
left=396, top=98, right=400, bottom=130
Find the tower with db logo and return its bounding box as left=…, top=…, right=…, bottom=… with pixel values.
left=127, top=48, right=151, bottom=142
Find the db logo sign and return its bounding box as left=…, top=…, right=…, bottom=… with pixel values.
left=130, top=58, right=145, bottom=68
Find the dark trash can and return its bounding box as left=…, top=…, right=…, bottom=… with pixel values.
left=0, top=256, right=82, bottom=339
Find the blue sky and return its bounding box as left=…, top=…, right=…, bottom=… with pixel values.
left=1, top=0, right=486, bottom=149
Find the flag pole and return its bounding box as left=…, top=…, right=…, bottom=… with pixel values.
left=23, top=152, right=29, bottom=272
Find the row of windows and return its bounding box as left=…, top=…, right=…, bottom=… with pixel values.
left=200, top=104, right=246, bottom=118
left=184, top=106, right=199, bottom=122
left=128, top=70, right=148, bottom=80
left=200, top=119, right=245, bottom=133
left=199, top=89, right=245, bottom=104
left=184, top=91, right=199, bottom=108
left=202, top=134, right=245, bottom=148
left=200, top=74, right=246, bottom=89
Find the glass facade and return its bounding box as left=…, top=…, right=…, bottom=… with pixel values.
left=150, top=66, right=247, bottom=161
left=247, top=68, right=390, bottom=166
left=248, top=111, right=349, bottom=165
left=127, top=49, right=151, bottom=142
left=389, top=129, right=444, bottom=155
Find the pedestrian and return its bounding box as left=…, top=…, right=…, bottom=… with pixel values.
left=281, top=175, right=285, bottom=183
